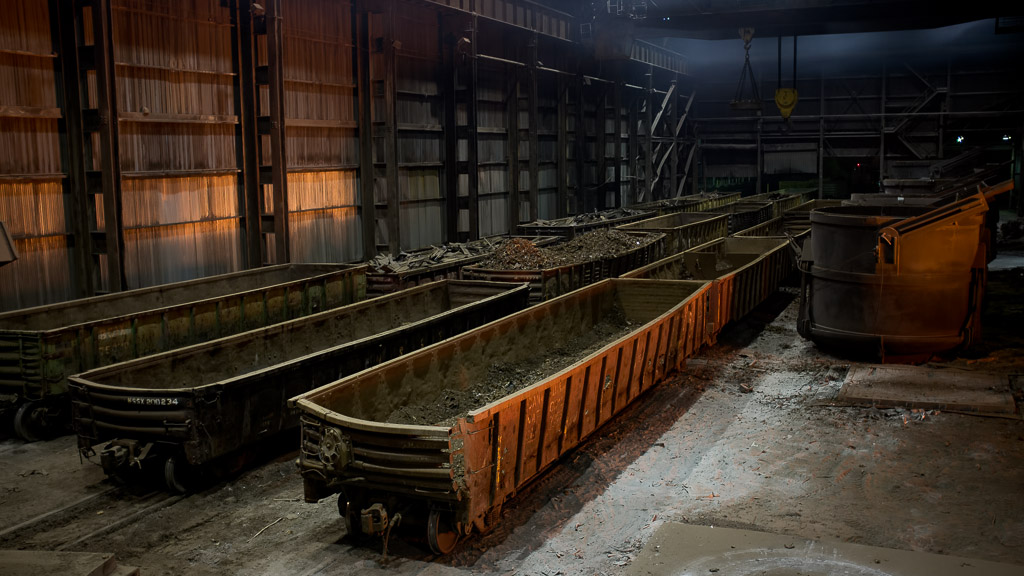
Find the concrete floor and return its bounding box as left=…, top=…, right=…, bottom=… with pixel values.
left=1, top=271, right=1022, bottom=575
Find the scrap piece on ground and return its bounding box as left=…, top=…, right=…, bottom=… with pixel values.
left=627, top=523, right=1024, bottom=576
left=0, top=550, right=139, bottom=576
left=836, top=365, right=1016, bottom=416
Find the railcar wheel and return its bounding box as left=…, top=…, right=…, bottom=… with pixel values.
left=13, top=401, right=44, bottom=442
left=426, top=510, right=459, bottom=555
left=163, top=455, right=190, bottom=494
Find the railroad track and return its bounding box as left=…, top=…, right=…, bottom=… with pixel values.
left=0, top=485, right=184, bottom=551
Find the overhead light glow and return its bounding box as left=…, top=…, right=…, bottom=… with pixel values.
left=956, top=135, right=965, bottom=143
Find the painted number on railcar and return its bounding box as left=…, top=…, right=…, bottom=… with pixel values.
left=125, top=397, right=180, bottom=406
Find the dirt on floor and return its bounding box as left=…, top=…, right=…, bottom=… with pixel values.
left=1, top=263, right=1022, bottom=576
left=478, top=230, right=659, bottom=271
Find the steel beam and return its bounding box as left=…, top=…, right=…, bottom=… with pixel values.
left=234, top=0, right=262, bottom=268
left=613, top=77, right=623, bottom=208
left=358, top=7, right=378, bottom=257
left=465, top=14, right=480, bottom=240
left=265, top=0, right=289, bottom=263
left=556, top=76, right=568, bottom=217
left=50, top=0, right=93, bottom=297
left=89, top=0, right=126, bottom=291
left=441, top=18, right=459, bottom=242
left=507, top=63, right=520, bottom=233
left=596, top=84, right=608, bottom=210
left=527, top=33, right=539, bottom=221
left=627, top=94, right=639, bottom=206
left=574, top=73, right=586, bottom=213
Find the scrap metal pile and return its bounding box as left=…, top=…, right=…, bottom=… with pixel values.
left=527, top=207, right=649, bottom=228
left=367, top=237, right=511, bottom=273
left=479, top=229, right=656, bottom=270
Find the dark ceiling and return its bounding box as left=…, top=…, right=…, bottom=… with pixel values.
left=625, top=0, right=1020, bottom=39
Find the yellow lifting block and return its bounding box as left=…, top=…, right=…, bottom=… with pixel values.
left=775, top=88, right=798, bottom=119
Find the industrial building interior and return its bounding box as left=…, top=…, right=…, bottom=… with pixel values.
left=1, top=0, right=1023, bottom=574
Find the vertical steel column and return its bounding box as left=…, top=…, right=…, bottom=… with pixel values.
left=526, top=33, right=539, bottom=222
left=383, top=5, right=401, bottom=252
left=50, top=0, right=93, bottom=297
left=234, top=0, right=262, bottom=268
left=507, top=63, right=520, bottom=233
left=556, top=76, right=568, bottom=217
left=596, top=85, right=608, bottom=210
left=642, top=67, right=653, bottom=202
left=818, top=73, right=825, bottom=199
left=264, top=0, right=289, bottom=262
left=612, top=78, right=623, bottom=208
left=466, top=14, right=480, bottom=240
left=879, top=65, right=886, bottom=185
left=668, top=76, right=679, bottom=201
left=756, top=119, right=762, bottom=195
left=357, top=6, right=377, bottom=258
left=89, top=0, right=126, bottom=291
left=574, top=73, right=586, bottom=213
left=441, top=18, right=459, bottom=242
left=692, top=124, right=701, bottom=196
left=627, top=93, right=639, bottom=206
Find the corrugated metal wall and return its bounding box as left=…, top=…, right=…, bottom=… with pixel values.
left=113, top=0, right=244, bottom=289
left=393, top=5, right=443, bottom=250
left=0, top=0, right=677, bottom=311
left=283, top=0, right=362, bottom=263
left=0, top=0, right=72, bottom=310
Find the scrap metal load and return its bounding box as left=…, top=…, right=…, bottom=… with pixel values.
left=462, top=229, right=666, bottom=301
left=366, top=236, right=557, bottom=294
left=516, top=207, right=653, bottom=238
left=290, top=278, right=715, bottom=554
left=797, top=180, right=1014, bottom=360
left=70, top=280, right=529, bottom=492
left=0, top=264, right=366, bottom=441
left=631, top=191, right=742, bottom=216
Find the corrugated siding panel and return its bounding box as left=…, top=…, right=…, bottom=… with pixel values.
left=124, top=220, right=243, bottom=287
left=401, top=202, right=444, bottom=250
left=288, top=171, right=362, bottom=262
left=764, top=151, right=817, bottom=175
left=113, top=0, right=242, bottom=290
left=0, top=0, right=70, bottom=311
left=479, top=194, right=509, bottom=237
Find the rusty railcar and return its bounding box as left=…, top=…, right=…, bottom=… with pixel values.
left=734, top=199, right=843, bottom=246
left=0, top=264, right=366, bottom=440
left=366, top=236, right=559, bottom=295
left=623, top=237, right=791, bottom=337
left=706, top=201, right=774, bottom=234
left=461, top=232, right=666, bottom=302
left=631, top=192, right=742, bottom=216
left=70, top=280, right=529, bottom=492
left=515, top=209, right=654, bottom=239
left=616, top=212, right=729, bottom=255
left=290, top=278, right=713, bottom=554
left=746, top=189, right=819, bottom=218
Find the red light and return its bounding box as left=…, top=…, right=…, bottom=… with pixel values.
left=856, top=163, right=861, bottom=167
